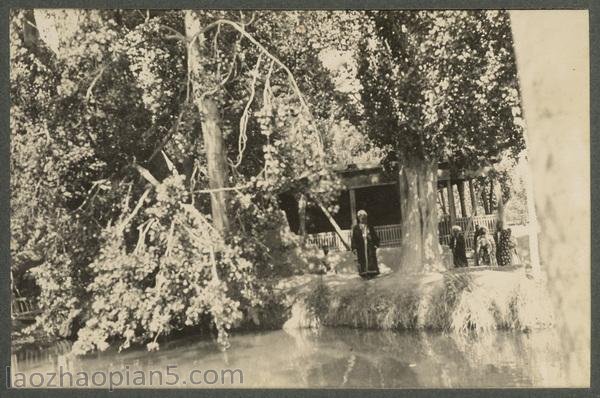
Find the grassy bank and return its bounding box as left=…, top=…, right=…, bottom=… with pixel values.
left=281, top=268, right=554, bottom=334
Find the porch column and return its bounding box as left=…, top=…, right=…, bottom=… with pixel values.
left=447, top=178, right=457, bottom=224
left=298, top=193, right=307, bottom=240
left=488, top=177, right=495, bottom=214
left=457, top=180, right=467, bottom=218
left=439, top=188, right=447, bottom=215
left=349, top=188, right=357, bottom=226
left=468, top=178, right=478, bottom=216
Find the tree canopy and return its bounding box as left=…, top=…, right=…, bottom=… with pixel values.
left=357, top=10, right=525, bottom=169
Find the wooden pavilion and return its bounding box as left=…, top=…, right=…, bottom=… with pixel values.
left=279, top=162, right=497, bottom=251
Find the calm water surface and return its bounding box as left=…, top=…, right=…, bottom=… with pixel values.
left=12, top=327, right=577, bottom=388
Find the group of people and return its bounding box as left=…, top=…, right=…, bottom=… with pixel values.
left=449, top=222, right=520, bottom=268
left=349, top=209, right=521, bottom=279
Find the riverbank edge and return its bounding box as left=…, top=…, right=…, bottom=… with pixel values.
left=279, top=268, right=554, bottom=334
left=11, top=267, right=553, bottom=354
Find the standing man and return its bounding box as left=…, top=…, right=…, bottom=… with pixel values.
left=351, top=210, right=380, bottom=279
left=449, top=225, right=468, bottom=267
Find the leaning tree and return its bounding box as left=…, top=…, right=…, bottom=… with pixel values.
left=11, top=9, right=348, bottom=351
left=356, top=10, right=525, bottom=272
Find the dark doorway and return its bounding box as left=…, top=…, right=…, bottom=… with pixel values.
left=304, top=191, right=351, bottom=234
left=354, top=184, right=401, bottom=226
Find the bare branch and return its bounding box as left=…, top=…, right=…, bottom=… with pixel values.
left=116, top=188, right=152, bottom=235
left=234, top=54, right=263, bottom=168
left=189, top=162, right=199, bottom=206
left=243, top=12, right=256, bottom=27
left=180, top=203, right=221, bottom=236
left=161, top=150, right=179, bottom=176
left=147, top=109, right=186, bottom=163
left=194, top=184, right=249, bottom=194
left=134, top=164, right=160, bottom=187
left=85, top=66, right=106, bottom=102
left=181, top=224, right=214, bottom=246
left=213, top=24, right=222, bottom=80
left=164, top=220, right=176, bottom=257
left=24, top=19, right=39, bottom=31
left=156, top=24, right=187, bottom=42
left=134, top=218, right=156, bottom=254
left=195, top=19, right=324, bottom=152
left=198, top=42, right=240, bottom=101
left=123, top=182, right=133, bottom=211
left=75, top=179, right=108, bottom=211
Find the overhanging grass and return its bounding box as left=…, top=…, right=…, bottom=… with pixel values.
left=299, top=270, right=553, bottom=334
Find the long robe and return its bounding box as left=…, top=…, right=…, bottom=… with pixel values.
left=351, top=223, right=380, bottom=278
left=497, top=229, right=515, bottom=266
left=450, top=232, right=467, bottom=267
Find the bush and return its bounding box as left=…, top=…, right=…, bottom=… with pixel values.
left=304, top=277, right=331, bottom=325
left=66, top=176, right=262, bottom=354
left=297, top=270, right=552, bottom=335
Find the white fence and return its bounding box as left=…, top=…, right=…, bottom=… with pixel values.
left=306, top=214, right=497, bottom=252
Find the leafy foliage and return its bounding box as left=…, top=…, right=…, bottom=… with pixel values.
left=72, top=175, right=262, bottom=353
left=356, top=10, right=525, bottom=168
left=11, top=9, right=529, bottom=351
left=11, top=9, right=345, bottom=352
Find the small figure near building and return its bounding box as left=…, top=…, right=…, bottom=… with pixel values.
left=473, top=225, right=485, bottom=266
left=351, top=210, right=380, bottom=279
left=497, top=227, right=518, bottom=266
left=476, top=227, right=497, bottom=267
left=493, top=220, right=504, bottom=265
left=449, top=225, right=468, bottom=267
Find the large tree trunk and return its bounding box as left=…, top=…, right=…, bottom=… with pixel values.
left=397, top=156, right=443, bottom=273
left=481, top=186, right=490, bottom=214
left=185, top=11, right=230, bottom=234
left=468, top=179, right=478, bottom=216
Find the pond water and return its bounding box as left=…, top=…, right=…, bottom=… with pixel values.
left=11, top=327, right=579, bottom=388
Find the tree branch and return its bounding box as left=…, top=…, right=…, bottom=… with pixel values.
left=116, top=187, right=152, bottom=235
left=133, top=163, right=160, bottom=187
left=186, top=18, right=323, bottom=150
left=147, top=108, right=186, bottom=163
left=234, top=53, right=262, bottom=168
left=85, top=66, right=106, bottom=102
left=156, top=24, right=187, bottom=42
left=193, top=184, right=249, bottom=194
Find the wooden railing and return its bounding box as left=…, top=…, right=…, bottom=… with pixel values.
left=375, top=224, right=402, bottom=247
left=306, top=230, right=352, bottom=252
left=11, top=340, right=73, bottom=371
left=439, top=214, right=498, bottom=250
left=306, top=214, right=497, bottom=252
left=12, top=297, right=41, bottom=321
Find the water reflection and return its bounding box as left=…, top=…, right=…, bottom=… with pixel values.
left=12, top=328, right=577, bottom=388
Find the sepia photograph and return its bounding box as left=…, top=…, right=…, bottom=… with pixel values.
left=6, top=5, right=591, bottom=391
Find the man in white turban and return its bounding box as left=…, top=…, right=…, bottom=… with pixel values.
left=351, top=210, right=380, bottom=279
